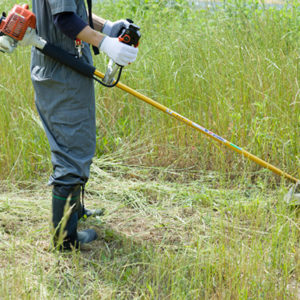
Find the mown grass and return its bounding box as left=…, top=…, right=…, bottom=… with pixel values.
left=0, top=158, right=299, bottom=299
left=0, top=0, right=299, bottom=298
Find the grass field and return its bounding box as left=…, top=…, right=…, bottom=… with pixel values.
left=0, top=0, right=299, bottom=182
left=0, top=0, right=299, bottom=298
left=0, top=159, right=299, bottom=299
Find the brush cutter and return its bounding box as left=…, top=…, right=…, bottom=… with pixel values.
left=0, top=4, right=141, bottom=87
left=0, top=4, right=299, bottom=204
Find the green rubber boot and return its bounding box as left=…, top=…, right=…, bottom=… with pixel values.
left=52, top=184, right=98, bottom=250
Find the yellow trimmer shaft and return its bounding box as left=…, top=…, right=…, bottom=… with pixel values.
left=94, top=70, right=299, bottom=184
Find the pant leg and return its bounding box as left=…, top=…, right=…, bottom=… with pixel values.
left=32, top=62, right=96, bottom=186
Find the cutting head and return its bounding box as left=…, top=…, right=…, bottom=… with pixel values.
left=284, top=181, right=300, bottom=206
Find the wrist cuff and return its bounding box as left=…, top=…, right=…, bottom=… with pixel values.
left=98, top=36, right=107, bottom=50
left=102, top=20, right=113, bottom=35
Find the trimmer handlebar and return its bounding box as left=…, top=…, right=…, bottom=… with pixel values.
left=102, top=19, right=141, bottom=87
left=118, top=19, right=141, bottom=48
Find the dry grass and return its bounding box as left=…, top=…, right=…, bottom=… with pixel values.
left=0, top=158, right=299, bottom=299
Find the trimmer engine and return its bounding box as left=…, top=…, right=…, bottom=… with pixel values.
left=0, top=4, right=36, bottom=41
left=0, top=4, right=37, bottom=53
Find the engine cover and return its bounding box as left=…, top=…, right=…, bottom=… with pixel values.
left=0, top=4, right=36, bottom=41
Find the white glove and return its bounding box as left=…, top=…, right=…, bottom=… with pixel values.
left=99, top=36, right=138, bottom=66
left=0, top=35, right=17, bottom=53
left=102, top=19, right=130, bottom=37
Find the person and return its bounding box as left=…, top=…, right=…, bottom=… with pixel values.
left=30, top=0, right=138, bottom=250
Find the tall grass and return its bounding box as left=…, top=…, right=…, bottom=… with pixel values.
left=0, top=0, right=299, bottom=182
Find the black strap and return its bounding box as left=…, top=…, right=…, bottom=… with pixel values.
left=40, top=43, right=96, bottom=77
left=87, top=0, right=100, bottom=55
